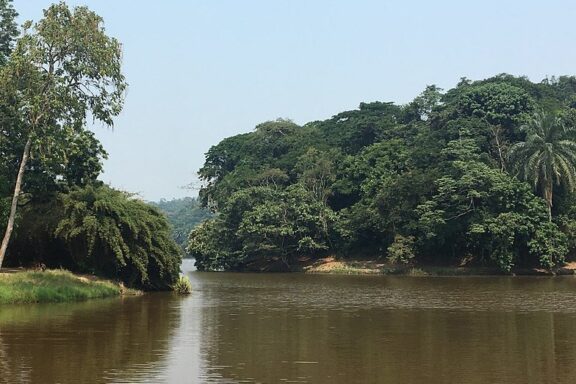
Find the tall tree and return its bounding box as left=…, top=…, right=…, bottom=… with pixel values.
left=0, top=0, right=18, bottom=66
left=0, top=3, right=127, bottom=268
left=509, top=111, right=576, bottom=221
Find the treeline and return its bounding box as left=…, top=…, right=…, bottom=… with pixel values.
left=0, top=1, right=181, bottom=289
left=151, top=197, right=212, bottom=255
left=189, top=74, right=576, bottom=272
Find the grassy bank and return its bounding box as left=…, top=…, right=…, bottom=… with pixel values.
left=0, top=270, right=132, bottom=304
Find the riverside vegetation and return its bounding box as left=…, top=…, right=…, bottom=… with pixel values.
left=189, top=75, right=576, bottom=273
left=0, top=0, right=182, bottom=299
left=0, top=269, right=130, bottom=304
left=3, top=2, right=576, bottom=296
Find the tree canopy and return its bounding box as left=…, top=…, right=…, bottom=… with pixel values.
left=509, top=111, right=576, bottom=221
left=0, top=1, right=127, bottom=266
left=190, top=74, right=576, bottom=272
left=0, top=2, right=181, bottom=290
left=0, top=0, right=17, bottom=66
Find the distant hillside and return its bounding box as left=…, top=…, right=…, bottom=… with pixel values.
left=151, top=197, right=212, bottom=256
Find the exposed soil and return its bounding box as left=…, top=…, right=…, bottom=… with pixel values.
left=301, top=256, right=386, bottom=274
left=299, top=256, right=576, bottom=276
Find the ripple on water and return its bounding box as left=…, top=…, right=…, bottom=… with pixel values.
left=192, top=273, right=576, bottom=314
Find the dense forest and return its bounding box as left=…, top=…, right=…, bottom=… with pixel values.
left=152, top=197, right=211, bottom=255
left=0, top=1, right=181, bottom=289
left=189, top=74, right=576, bottom=272
left=4, top=2, right=576, bottom=281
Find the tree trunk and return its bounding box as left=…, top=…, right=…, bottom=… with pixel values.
left=491, top=125, right=507, bottom=172
left=0, top=137, right=32, bottom=268
left=545, top=180, right=553, bottom=222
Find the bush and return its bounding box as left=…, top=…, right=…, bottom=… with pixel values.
left=6, top=184, right=182, bottom=290
left=386, top=235, right=415, bottom=265
left=173, top=275, right=192, bottom=295
left=55, top=185, right=182, bottom=290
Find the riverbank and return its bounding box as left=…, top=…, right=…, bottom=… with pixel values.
left=0, top=269, right=139, bottom=304
left=301, top=257, right=576, bottom=276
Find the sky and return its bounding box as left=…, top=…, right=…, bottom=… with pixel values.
left=13, top=0, right=576, bottom=201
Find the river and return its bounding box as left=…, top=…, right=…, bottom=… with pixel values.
left=1, top=259, right=576, bottom=383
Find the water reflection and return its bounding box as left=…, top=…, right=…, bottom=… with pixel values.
left=0, top=294, right=181, bottom=384
left=2, top=272, right=576, bottom=383
left=200, top=305, right=576, bottom=383
left=193, top=274, right=576, bottom=384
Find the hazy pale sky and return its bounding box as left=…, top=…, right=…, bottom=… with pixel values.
left=13, top=0, right=576, bottom=201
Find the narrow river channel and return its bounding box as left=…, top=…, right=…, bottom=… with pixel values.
left=2, top=260, right=576, bottom=383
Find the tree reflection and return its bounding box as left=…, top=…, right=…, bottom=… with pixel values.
left=196, top=276, right=576, bottom=384
left=0, top=294, right=180, bottom=384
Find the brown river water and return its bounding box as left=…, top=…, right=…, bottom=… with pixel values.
left=2, top=259, right=576, bottom=383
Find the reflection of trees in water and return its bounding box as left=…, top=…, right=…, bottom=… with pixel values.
left=0, top=294, right=180, bottom=384
left=200, top=303, right=576, bottom=384
left=0, top=330, right=31, bottom=383
left=4, top=274, right=576, bottom=383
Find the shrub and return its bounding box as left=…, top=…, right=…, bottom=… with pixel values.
left=386, top=235, right=415, bottom=265
left=173, top=275, right=192, bottom=295
left=55, top=185, right=182, bottom=290
left=7, top=184, right=182, bottom=290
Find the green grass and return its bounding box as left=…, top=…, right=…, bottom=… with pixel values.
left=0, top=270, right=122, bottom=304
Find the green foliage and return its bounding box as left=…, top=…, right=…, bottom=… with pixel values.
left=187, top=218, right=235, bottom=271
left=237, top=185, right=336, bottom=260
left=7, top=2, right=126, bottom=126
left=189, top=74, right=576, bottom=271
left=0, top=2, right=126, bottom=157
left=0, top=176, right=8, bottom=227
left=295, top=147, right=336, bottom=204
left=192, top=74, right=576, bottom=272
left=315, top=102, right=403, bottom=154
left=509, top=111, right=576, bottom=220
left=404, top=85, right=443, bottom=121
left=54, top=185, right=182, bottom=290
left=3, top=185, right=184, bottom=290
left=0, top=3, right=181, bottom=293
left=173, top=275, right=192, bottom=295
left=190, top=184, right=338, bottom=271
left=453, top=82, right=534, bottom=128
left=0, top=0, right=18, bottom=66
left=0, top=2, right=127, bottom=269
left=17, top=128, right=107, bottom=195
left=417, top=139, right=567, bottom=271
left=529, top=222, right=568, bottom=269
left=386, top=235, right=415, bottom=265
left=151, top=197, right=212, bottom=254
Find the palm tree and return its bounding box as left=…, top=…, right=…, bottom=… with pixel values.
left=509, top=111, right=576, bottom=221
